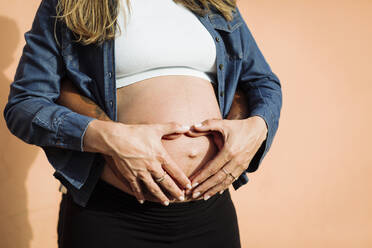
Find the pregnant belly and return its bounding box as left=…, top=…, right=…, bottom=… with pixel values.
left=100, top=75, right=222, bottom=202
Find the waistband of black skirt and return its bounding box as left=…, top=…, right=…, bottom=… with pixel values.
left=83, top=178, right=231, bottom=212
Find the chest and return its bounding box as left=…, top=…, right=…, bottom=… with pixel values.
left=114, top=0, right=218, bottom=78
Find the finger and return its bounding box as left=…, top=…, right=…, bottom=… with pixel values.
left=191, top=161, right=233, bottom=199
left=146, top=163, right=185, bottom=200
left=184, top=129, right=212, bottom=138
left=189, top=145, right=232, bottom=188
left=202, top=175, right=235, bottom=200
left=139, top=172, right=170, bottom=206
left=157, top=173, right=185, bottom=201
left=110, top=158, right=145, bottom=203
left=159, top=149, right=192, bottom=190
left=192, top=119, right=225, bottom=134
left=105, top=156, right=129, bottom=184
left=157, top=122, right=190, bottom=136
left=127, top=177, right=146, bottom=204
left=107, top=159, right=130, bottom=187
left=204, top=164, right=245, bottom=199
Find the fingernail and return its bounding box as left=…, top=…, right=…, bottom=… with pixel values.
left=194, top=123, right=202, bottom=127
left=186, top=183, right=192, bottom=189
left=178, top=195, right=185, bottom=201
left=219, top=190, right=224, bottom=194
left=193, top=191, right=200, bottom=198
left=139, top=199, right=145, bottom=204
left=163, top=201, right=169, bottom=206
left=192, top=182, right=199, bottom=188
left=204, top=195, right=210, bottom=201
left=181, top=125, right=190, bottom=131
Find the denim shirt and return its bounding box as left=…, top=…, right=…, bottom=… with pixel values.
left=4, top=0, right=282, bottom=207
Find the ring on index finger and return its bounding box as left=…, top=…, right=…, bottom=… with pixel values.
left=154, top=170, right=167, bottom=183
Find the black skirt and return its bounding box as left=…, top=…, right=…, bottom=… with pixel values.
left=57, top=179, right=241, bottom=248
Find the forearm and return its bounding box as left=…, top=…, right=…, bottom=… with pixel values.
left=226, top=86, right=250, bottom=120
left=57, top=78, right=120, bottom=156
left=57, top=78, right=111, bottom=122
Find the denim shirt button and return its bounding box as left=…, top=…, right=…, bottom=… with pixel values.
left=215, top=37, right=220, bottom=42
left=107, top=72, right=112, bottom=78
left=220, top=91, right=224, bottom=97
left=219, top=63, right=224, bottom=70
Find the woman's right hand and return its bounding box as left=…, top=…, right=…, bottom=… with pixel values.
left=83, top=120, right=192, bottom=206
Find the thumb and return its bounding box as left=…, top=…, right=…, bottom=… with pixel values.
left=158, top=122, right=190, bottom=135
left=192, top=119, right=222, bottom=132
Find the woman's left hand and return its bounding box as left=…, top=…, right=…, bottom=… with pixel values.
left=186, top=116, right=268, bottom=200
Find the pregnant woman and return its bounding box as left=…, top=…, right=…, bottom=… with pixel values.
left=4, top=0, right=282, bottom=247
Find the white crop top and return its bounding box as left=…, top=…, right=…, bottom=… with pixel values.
left=114, top=0, right=217, bottom=88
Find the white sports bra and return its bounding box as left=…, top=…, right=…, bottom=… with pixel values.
left=114, top=0, right=217, bottom=88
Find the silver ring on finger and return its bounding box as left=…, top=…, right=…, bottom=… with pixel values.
left=154, top=170, right=167, bottom=183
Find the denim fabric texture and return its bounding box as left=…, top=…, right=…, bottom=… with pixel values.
left=3, top=0, right=282, bottom=207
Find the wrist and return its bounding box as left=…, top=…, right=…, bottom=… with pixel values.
left=245, top=115, right=268, bottom=140
left=83, top=119, right=122, bottom=155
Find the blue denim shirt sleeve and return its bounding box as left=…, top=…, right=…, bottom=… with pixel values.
left=236, top=8, right=283, bottom=173
left=3, top=0, right=96, bottom=189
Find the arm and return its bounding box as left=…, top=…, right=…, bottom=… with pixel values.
left=236, top=7, right=283, bottom=173
left=3, top=0, right=96, bottom=190
left=57, top=78, right=112, bottom=122
left=3, top=0, right=95, bottom=151
left=226, top=85, right=250, bottom=120
left=185, top=8, right=282, bottom=197
left=56, top=78, right=129, bottom=188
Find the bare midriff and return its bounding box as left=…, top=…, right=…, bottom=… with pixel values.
left=100, top=75, right=222, bottom=203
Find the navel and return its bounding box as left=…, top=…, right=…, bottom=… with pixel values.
left=188, top=149, right=199, bottom=159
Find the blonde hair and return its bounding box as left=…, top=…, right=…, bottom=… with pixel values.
left=56, top=0, right=237, bottom=45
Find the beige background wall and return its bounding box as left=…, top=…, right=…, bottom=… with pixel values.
left=0, top=0, right=371, bottom=247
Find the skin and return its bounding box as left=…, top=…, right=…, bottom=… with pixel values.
left=58, top=79, right=190, bottom=205
left=186, top=117, right=267, bottom=200
left=57, top=76, right=267, bottom=204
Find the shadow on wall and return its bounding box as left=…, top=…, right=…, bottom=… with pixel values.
left=0, top=16, right=39, bottom=248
